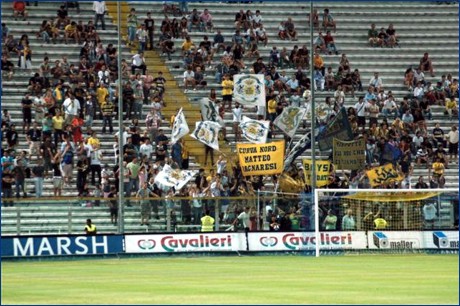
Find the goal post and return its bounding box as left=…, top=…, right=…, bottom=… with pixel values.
left=314, top=188, right=459, bottom=257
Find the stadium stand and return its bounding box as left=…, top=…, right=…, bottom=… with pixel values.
left=1, top=1, right=458, bottom=235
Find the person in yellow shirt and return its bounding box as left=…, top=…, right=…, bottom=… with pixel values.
left=445, top=98, right=458, bottom=120
left=64, top=21, right=80, bottom=44
left=181, top=36, right=195, bottom=55
left=432, top=157, right=445, bottom=177
left=267, top=95, right=277, bottom=122
left=87, top=131, right=101, bottom=150
left=314, top=52, right=325, bottom=75
left=201, top=210, right=215, bottom=232
left=52, top=109, right=65, bottom=145
left=373, top=215, right=387, bottom=229
left=96, top=83, right=109, bottom=106
left=84, top=218, right=97, bottom=235
left=221, top=74, right=234, bottom=110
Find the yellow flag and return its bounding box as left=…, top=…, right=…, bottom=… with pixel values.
left=366, top=163, right=404, bottom=187
left=302, top=159, right=331, bottom=187
left=237, top=141, right=285, bottom=176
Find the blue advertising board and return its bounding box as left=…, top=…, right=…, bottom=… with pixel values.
left=1, top=235, right=124, bottom=257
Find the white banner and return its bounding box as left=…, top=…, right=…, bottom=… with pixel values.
left=200, top=98, right=218, bottom=122
left=125, top=233, right=239, bottom=253
left=248, top=232, right=367, bottom=251
left=170, top=108, right=189, bottom=145
left=239, top=116, right=270, bottom=144
left=153, top=164, right=197, bottom=191
left=273, top=106, right=306, bottom=138
left=233, top=74, right=266, bottom=107
left=190, top=121, right=221, bottom=151
left=367, top=231, right=459, bottom=250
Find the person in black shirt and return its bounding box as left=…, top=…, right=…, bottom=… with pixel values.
left=144, top=12, right=154, bottom=50
left=5, top=124, right=18, bottom=150
left=122, top=83, right=134, bottom=120
left=123, top=137, right=137, bottom=162
left=56, top=5, right=69, bottom=29
left=1, top=54, right=14, bottom=80
left=2, top=169, right=15, bottom=206
left=155, top=129, right=169, bottom=151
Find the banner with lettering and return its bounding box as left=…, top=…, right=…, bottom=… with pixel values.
left=333, top=138, right=366, bottom=170
left=317, top=107, right=353, bottom=151
left=233, top=74, right=266, bottom=107
left=239, top=116, right=270, bottom=144
left=237, top=141, right=285, bottom=176
left=302, top=159, right=331, bottom=187
left=366, top=163, right=404, bottom=187
left=273, top=106, right=307, bottom=138
left=170, top=108, right=190, bottom=145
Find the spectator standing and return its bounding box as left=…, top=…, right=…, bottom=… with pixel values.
left=144, top=12, right=155, bottom=50
left=93, top=1, right=107, bottom=31
left=446, top=125, right=458, bottom=164
left=342, top=209, right=356, bottom=230
left=2, top=169, right=15, bottom=206
left=127, top=8, right=138, bottom=47
left=136, top=24, right=148, bottom=53
left=32, top=159, right=45, bottom=197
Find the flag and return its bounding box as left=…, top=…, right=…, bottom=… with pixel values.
left=317, top=107, right=353, bottom=151
left=200, top=98, right=218, bottom=122
left=190, top=121, right=221, bottom=151
left=170, top=108, right=189, bottom=145
left=283, top=126, right=326, bottom=172
left=239, top=116, right=270, bottom=144
left=273, top=106, right=307, bottom=138
left=237, top=141, right=285, bottom=176
left=333, top=138, right=366, bottom=170
left=302, top=159, right=331, bottom=187
left=233, top=74, right=265, bottom=107
left=366, top=163, right=404, bottom=187
left=154, top=164, right=197, bottom=191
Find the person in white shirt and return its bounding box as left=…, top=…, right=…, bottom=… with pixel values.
left=382, top=95, right=398, bottom=119
left=98, top=65, right=110, bottom=85
left=252, top=10, right=263, bottom=27
left=413, top=82, right=424, bottom=100
left=183, top=66, right=196, bottom=92
left=255, top=24, right=268, bottom=47
left=215, top=155, right=227, bottom=174
left=446, top=125, right=459, bottom=163
left=139, top=138, right=154, bottom=159
left=354, top=96, right=367, bottom=129
left=62, top=93, right=81, bottom=126
left=412, top=132, right=424, bottom=151
left=413, top=68, right=425, bottom=85
left=92, top=1, right=107, bottom=30
left=368, top=72, right=383, bottom=91
left=131, top=52, right=146, bottom=75
left=232, top=103, right=243, bottom=142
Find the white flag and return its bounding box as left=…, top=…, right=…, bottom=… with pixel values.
left=154, top=164, right=197, bottom=191
left=200, top=98, right=219, bottom=122
left=233, top=74, right=265, bottom=107
left=239, top=116, right=270, bottom=144
left=273, top=106, right=306, bottom=138
left=170, top=108, right=189, bottom=145
left=190, top=121, right=221, bottom=151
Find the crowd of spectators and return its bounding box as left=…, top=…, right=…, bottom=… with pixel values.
left=1, top=2, right=459, bottom=230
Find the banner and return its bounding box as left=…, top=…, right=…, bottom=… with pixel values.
left=199, top=98, right=218, bottom=122
left=237, top=141, right=285, bottom=176
left=154, top=164, right=197, bottom=191
left=233, top=74, right=265, bottom=107
left=190, top=121, right=221, bottom=151
left=1, top=235, right=124, bottom=257
left=170, top=108, right=190, bottom=145
left=302, top=159, right=331, bottom=187
left=333, top=138, right=366, bottom=170
left=250, top=232, right=368, bottom=251
left=273, top=106, right=306, bottom=138
left=125, top=233, right=239, bottom=253
left=239, top=116, right=270, bottom=144
left=283, top=126, right=326, bottom=172
left=366, top=163, right=404, bottom=187
left=317, top=107, right=353, bottom=151
left=278, top=173, right=304, bottom=193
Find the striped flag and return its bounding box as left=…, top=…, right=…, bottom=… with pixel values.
left=274, top=106, right=307, bottom=138
left=239, top=116, right=270, bottom=144
left=190, top=121, right=221, bottom=151
left=170, top=108, right=189, bottom=145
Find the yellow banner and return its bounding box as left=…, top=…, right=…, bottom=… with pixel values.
left=366, top=163, right=404, bottom=187
left=302, top=159, right=331, bottom=187
left=333, top=138, right=366, bottom=170
left=343, top=192, right=441, bottom=202
left=237, top=141, right=285, bottom=176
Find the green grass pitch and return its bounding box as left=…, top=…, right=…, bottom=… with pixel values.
left=2, top=254, right=458, bottom=305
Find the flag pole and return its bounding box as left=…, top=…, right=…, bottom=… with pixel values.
left=117, top=1, right=125, bottom=234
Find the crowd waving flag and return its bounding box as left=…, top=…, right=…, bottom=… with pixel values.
left=154, top=164, right=197, bottom=191
left=190, top=121, right=221, bottom=151
left=317, top=107, right=353, bottom=151
left=239, top=116, right=270, bottom=144
left=233, top=74, right=266, bottom=107
left=170, top=108, right=189, bottom=145
left=274, top=106, right=307, bottom=138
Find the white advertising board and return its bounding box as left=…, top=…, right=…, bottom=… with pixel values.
left=368, top=231, right=459, bottom=250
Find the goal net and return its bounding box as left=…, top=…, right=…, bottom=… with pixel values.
left=313, top=188, right=459, bottom=257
